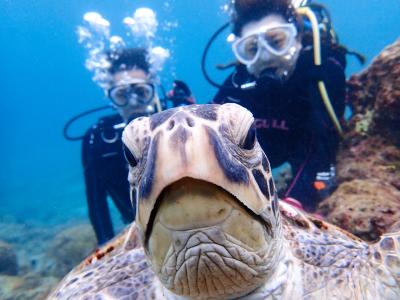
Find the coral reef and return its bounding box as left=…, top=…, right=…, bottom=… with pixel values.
left=318, top=39, right=400, bottom=241
left=0, top=241, right=18, bottom=276
left=319, top=180, right=400, bottom=241
left=346, top=39, right=400, bottom=145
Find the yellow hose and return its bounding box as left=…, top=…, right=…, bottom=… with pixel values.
left=296, top=7, right=344, bottom=136
left=154, top=94, right=163, bottom=112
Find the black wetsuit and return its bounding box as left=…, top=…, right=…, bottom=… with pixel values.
left=82, top=114, right=137, bottom=245
left=213, top=48, right=346, bottom=210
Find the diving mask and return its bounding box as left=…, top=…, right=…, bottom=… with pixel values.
left=108, top=82, right=155, bottom=107
left=232, top=23, right=300, bottom=80
left=232, top=24, right=298, bottom=65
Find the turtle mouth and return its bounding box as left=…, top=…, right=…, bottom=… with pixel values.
left=145, top=177, right=267, bottom=246
left=144, top=177, right=273, bottom=299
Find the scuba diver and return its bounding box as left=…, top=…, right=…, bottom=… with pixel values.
left=64, top=9, right=196, bottom=245
left=81, top=48, right=162, bottom=245
left=64, top=47, right=194, bottom=245
left=210, top=0, right=355, bottom=211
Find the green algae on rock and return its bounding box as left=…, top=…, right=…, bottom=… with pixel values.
left=318, top=39, right=400, bottom=241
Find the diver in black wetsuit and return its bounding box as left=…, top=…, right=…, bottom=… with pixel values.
left=213, top=0, right=346, bottom=211
left=82, top=48, right=163, bottom=245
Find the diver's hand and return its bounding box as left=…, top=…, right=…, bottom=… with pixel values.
left=167, top=80, right=196, bottom=107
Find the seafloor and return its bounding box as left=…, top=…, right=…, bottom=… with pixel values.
left=0, top=39, right=399, bottom=300
left=0, top=217, right=97, bottom=300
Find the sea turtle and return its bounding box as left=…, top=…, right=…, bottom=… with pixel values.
left=49, top=104, right=400, bottom=299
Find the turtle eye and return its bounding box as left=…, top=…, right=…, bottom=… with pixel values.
left=123, top=144, right=138, bottom=167
left=241, top=123, right=256, bottom=150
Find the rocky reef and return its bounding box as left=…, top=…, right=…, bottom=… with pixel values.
left=45, top=224, right=97, bottom=278
left=0, top=274, right=59, bottom=300
left=318, top=39, right=400, bottom=241
left=0, top=218, right=97, bottom=300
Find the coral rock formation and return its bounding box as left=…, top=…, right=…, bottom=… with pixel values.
left=319, top=180, right=400, bottom=241
left=45, top=224, right=97, bottom=278
left=0, top=274, right=59, bottom=300
left=318, top=39, right=400, bottom=241
left=0, top=220, right=98, bottom=299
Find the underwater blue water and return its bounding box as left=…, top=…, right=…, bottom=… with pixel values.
left=0, top=0, right=399, bottom=224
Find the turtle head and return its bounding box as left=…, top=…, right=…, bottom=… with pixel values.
left=122, top=104, right=281, bottom=299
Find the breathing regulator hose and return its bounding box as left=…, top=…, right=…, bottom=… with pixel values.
left=201, top=22, right=236, bottom=90
left=63, top=93, right=162, bottom=142
left=63, top=105, right=112, bottom=141
left=296, top=7, right=344, bottom=137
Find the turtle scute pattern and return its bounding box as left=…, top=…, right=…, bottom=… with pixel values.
left=49, top=103, right=400, bottom=300
left=48, top=227, right=163, bottom=300
left=281, top=202, right=400, bottom=299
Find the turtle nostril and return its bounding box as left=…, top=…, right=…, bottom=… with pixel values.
left=167, top=120, right=175, bottom=130
left=186, top=117, right=195, bottom=127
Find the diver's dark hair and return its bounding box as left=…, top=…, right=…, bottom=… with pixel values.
left=232, top=0, right=297, bottom=36
left=106, top=48, right=150, bottom=75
